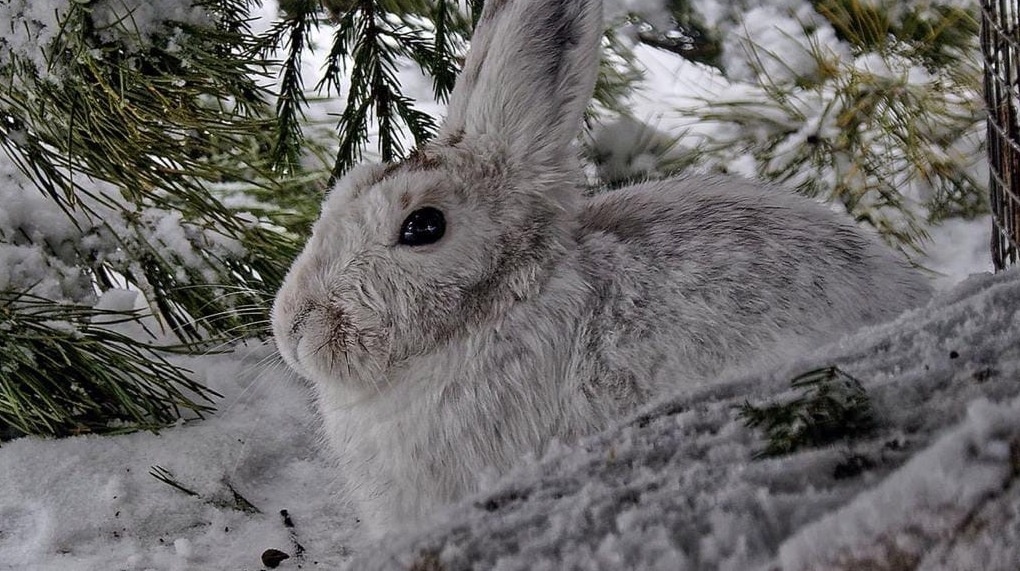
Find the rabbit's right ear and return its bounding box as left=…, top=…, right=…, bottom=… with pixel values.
left=440, top=0, right=603, bottom=165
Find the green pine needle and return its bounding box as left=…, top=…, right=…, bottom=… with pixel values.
left=0, top=292, right=220, bottom=441
left=738, top=366, right=876, bottom=459
left=678, top=0, right=985, bottom=258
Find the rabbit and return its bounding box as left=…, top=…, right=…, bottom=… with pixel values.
left=271, top=0, right=932, bottom=537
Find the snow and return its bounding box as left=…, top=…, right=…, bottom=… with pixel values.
left=0, top=341, right=354, bottom=570
left=604, top=0, right=671, bottom=25
left=778, top=397, right=1020, bottom=569
left=0, top=1, right=1010, bottom=569
left=5, top=263, right=1015, bottom=569
left=924, top=216, right=995, bottom=290
left=0, top=155, right=250, bottom=306
left=720, top=5, right=844, bottom=84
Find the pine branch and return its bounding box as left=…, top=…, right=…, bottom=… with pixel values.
left=273, top=0, right=632, bottom=186
left=738, top=366, right=876, bottom=459
left=470, top=0, right=485, bottom=28
left=428, top=0, right=460, bottom=101
left=261, top=0, right=320, bottom=173
left=1, top=0, right=307, bottom=344
left=676, top=0, right=984, bottom=257
left=323, top=1, right=444, bottom=184
left=0, top=292, right=220, bottom=440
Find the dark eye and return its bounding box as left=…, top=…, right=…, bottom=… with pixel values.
left=398, top=207, right=446, bottom=246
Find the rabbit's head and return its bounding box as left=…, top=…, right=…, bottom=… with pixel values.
left=272, top=0, right=604, bottom=391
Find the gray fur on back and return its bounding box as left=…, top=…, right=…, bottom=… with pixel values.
left=572, top=175, right=929, bottom=413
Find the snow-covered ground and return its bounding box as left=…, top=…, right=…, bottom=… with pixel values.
left=0, top=2, right=1009, bottom=570
left=349, top=268, right=1020, bottom=571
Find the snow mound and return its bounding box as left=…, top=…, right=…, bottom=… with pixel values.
left=349, top=268, right=1020, bottom=570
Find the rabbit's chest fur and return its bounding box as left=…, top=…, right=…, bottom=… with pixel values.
left=315, top=269, right=604, bottom=535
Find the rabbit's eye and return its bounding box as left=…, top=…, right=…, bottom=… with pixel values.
left=399, top=207, right=446, bottom=246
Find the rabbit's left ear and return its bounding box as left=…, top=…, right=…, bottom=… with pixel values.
left=440, top=0, right=603, bottom=165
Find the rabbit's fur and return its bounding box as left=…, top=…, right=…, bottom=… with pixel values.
left=271, top=0, right=931, bottom=536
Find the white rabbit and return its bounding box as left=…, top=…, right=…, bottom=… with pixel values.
left=271, top=0, right=931, bottom=536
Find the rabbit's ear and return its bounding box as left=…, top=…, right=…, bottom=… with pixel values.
left=440, top=0, right=602, bottom=163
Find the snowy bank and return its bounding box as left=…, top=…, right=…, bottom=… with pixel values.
left=0, top=345, right=357, bottom=570
left=1, top=268, right=1019, bottom=570
left=349, top=268, right=1020, bottom=570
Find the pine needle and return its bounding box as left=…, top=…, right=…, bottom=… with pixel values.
left=0, top=292, right=220, bottom=440
left=738, top=366, right=876, bottom=459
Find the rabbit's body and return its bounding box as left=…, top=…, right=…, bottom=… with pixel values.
left=272, top=0, right=931, bottom=536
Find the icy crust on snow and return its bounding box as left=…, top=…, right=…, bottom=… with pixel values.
left=349, top=268, right=1020, bottom=570
left=780, top=397, right=1020, bottom=570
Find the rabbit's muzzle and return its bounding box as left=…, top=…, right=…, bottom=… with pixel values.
left=276, top=294, right=387, bottom=385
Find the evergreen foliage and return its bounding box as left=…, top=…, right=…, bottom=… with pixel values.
left=738, top=366, right=876, bottom=459
left=0, top=0, right=303, bottom=439
left=264, top=0, right=467, bottom=184
left=1, top=0, right=303, bottom=342
left=0, top=292, right=217, bottom=440
left=672, top=0, right=986, bottom=256
left=634, top=0, right=722, bottom=68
